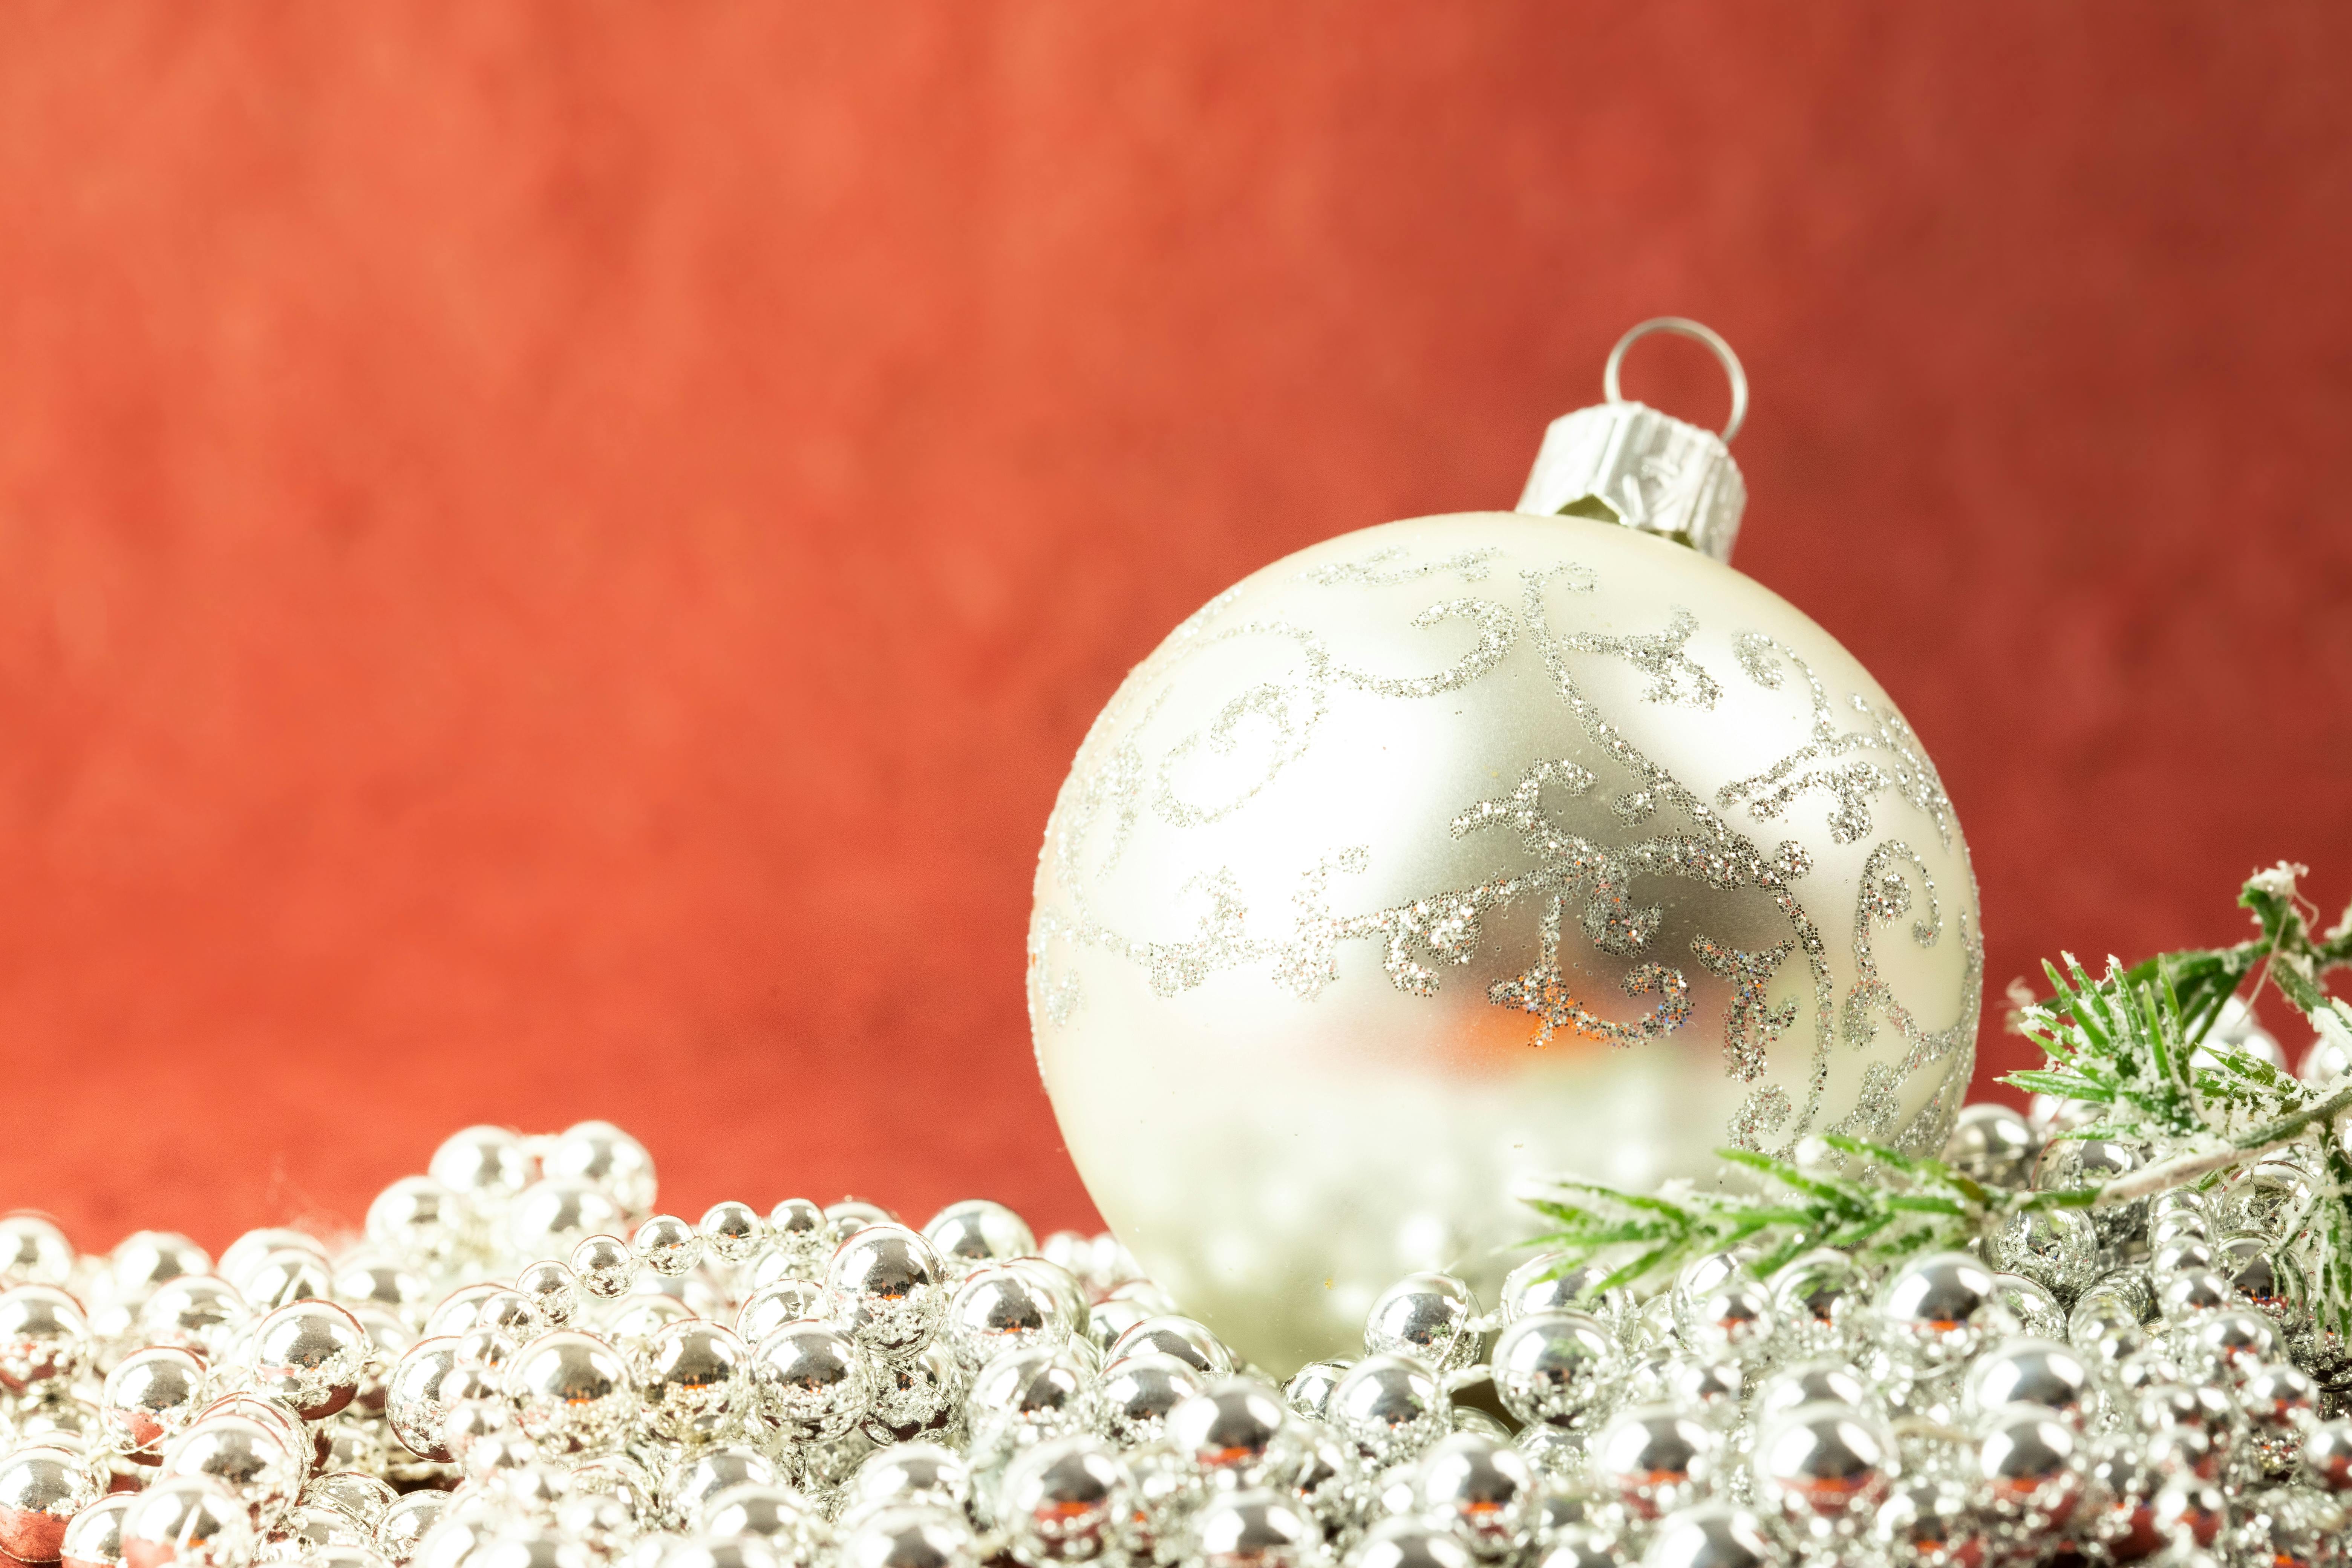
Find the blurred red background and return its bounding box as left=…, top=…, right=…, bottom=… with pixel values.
left=2, top=5, right=2349, bottom=1255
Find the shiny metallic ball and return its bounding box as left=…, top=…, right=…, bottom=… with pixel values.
left=1103, top=1352, right=1205, bottom=1447
left=429, top=1125, right=536, bottom=1215
left=1637, top=1503, right=1778, bottom=1568
left=639, top=1320, right=750, bottom=1443
left=0, top=1284, right=90, bottom=1395
left=367, top=1178, right=468, bottom=1268
left=922, top=1201, right=1037, bottom=1276
left=825, top=1201, right=899, bottom=1248
left=965, top=1346, right=1098, bottom=1456
left=1974, top=1404, right=2081, bottom=1534
left=2184, top=1307, right=2277, bottom=1382
left=1682, top=1277, right=1775, bottom=1365
left=1524, top=1527, right=1616, bottom=1568
left=1942, top=1102, right=2037, bottom=1188
left=1876, top=1252, right=2001, bottom=1370
left=1592, top=1405, right=1715, bottom=1521
left=754, top=1320, right=874, bottom=1442
left=631, top=1214, right=702, bottom=1278
left=1190, top=1489, right=1321, bottom=1568
left=1872, top=1480, right=1984, bottom=1568
left=836, top=1504, right=978, bottom=1568
left=2239, top=1361, right=2320, bottom=1461
left=249, top=1297, right=372, bottom=1418
left=1414, top=1432, right=1536, bottom=1556
left=668, top=1447, right=779, bottom=1531
left=696, top=1202, right=765, bottom=1266
left=1490, top=1311, right=1614, bottom=1430
left=865, top=1339, right=966, bottom=1446
left=1766, top=1249, right=1859, bottom=1355
left=763, top=1200, right=828, bottom=1276
left=1752, top=1359, right=1870, bottom=1426
left=59, top=1491, right=136, bottom=1568
left=1166, top=1379, right=1298, bottom=1490
left=1348, top=1518, right=1476, bottom=1568
left=828, top=1225, right=948, bottom=1356
left=1083, top=1297, right=1154, bottom=1358
left=1986, top=1272, right=2064, bottom=1338
left=2156, top=1267, right=2234, bottom=1324
left=1963, top=1337, right=2092, bottom=1426
left=514, top=1260, right=581, bottom=1331
left=846, top=1442, right=971, bottom=1517
left=384, top=1336, right=469, bottom=1460
left=1328, top=1354, right=1446, bottom=1468
left=305, top=1472, right=397, bottom=1531
left=2031, top=1139, right=2143, bottom=1250
left=1498, top=1254, right=1612, bottom=1325
left=102, top=1344, right=210, bottom=1461
left=501, top=1330, right=634, bottom=1455
left=508, top=1179, right=629, bottom=1262
left=735, top=1280, right=828, bottom=1346
left=2153, top=1479, right=2226, bottom=1551
left=1282, top=1360, right=1350, bottom=1423
left=567, top=1235, right=635, bottom=1302
left=374, top=1492, right=450, bottom=1566
left=1983, top=1208, right=2098, bottom=1301
left=1750, top=1402, right=1892, bottom=1534
left=943, top=1265, right=1071, bottom=1371
left=701, top=1482, right=823, bottom=1556
left=1363, top=1272, right=1479, bottom=1372
left=2303, top=1418, right=2352, bottom=1492
left=2214, top=1234, right=2298, bottom=1322
left=2064, top=1291, right=2145, bottom=1370
left=1109, top=1315, right=1234, bottom=1378
left=542, top=1121, right=657, bottom=1218
left=0, top=1215, right=74, bottom=1286
left=0, top=1447, right=98, bottom=1562
left=161, top=1415, right=304, bottom=1528
left=119, top=1476, right=257, bottom=1568
left=109, top=1231, right=211, bottom=1303
left=999, top=1436, right=1131, bottom=1565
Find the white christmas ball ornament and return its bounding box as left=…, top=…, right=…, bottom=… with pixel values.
left=1030, top=321, right=1981, bottom=1373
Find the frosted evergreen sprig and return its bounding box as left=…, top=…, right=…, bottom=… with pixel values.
left=1524, top=863, right=2352, bottom=1302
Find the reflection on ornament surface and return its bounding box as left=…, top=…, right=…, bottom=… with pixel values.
left=1029, top=510, right=1979, bottom=1372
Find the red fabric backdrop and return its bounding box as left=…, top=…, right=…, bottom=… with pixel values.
left=2, top=5, right=2349, bottom=1255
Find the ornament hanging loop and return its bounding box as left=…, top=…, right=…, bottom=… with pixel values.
left=1516, top=317, right=1750, bottom=563
left=1603, top=317, right=1748, bottom=444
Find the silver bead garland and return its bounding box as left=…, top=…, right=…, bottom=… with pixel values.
left=4, top=1111, right=2352, bottom=1568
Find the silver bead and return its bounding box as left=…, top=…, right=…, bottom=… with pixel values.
left=0, top=1216, right=71, bottom=1289
left=385, top=1337, right=467, bottom=1461
left=632, top=1216, right=703, bottom=1279
left=2238, top=1360, right=2320, bottom=1464
left=1942, top=1103, right=2037, bottom=1188
left=2152, top=1479, right=2226, bottom=1551
left=1499, top=1254, right=1616, bottom=1325
left=2065, top=1291, right=2145, bottom=1370
left=827, top=1225, right=947, bottom=1357
left=1415, top=1432, right=1536, bottom=1556
left=429, top=1126, right=537, bottom=1214
left=1986, top=1272, right=2065, bottom=1338
left=0, top=1284, right=90, bottom=1395
left=1345, top=1517, right=1477, bottom=1568
left=700, top=1482, right=824, bottom=1557
left=1592, top=1405, right=1715, bottom=1521
left=1962, top=1338, right=2092, bottom=1426
left=753, top=1320, right=873, bottom=1443
left=847, top=1442, right=971, bottom=1516
left=2148, top=1187, right=2210, bottom=1245
left=2214, top=1233, right=2298, bottom=1322
left=543, top=1121, right=658, bottom=1219
left=680, top=1204, right=758, bottom=1270
left=2150, top=1235, right=2213, bottom=1278
left=503, top=1330, right=634, bottom=1455
left=999, top=1435, right=1130, bottom=1564
left=249, top=1298, right=372, bottom=1419
left=1872, top=1480, right=1983, bottom=1568
left=306, top=1472, right=398, bottom=1531
left=1752, top=1360, right=1870, bottom=1427
left=1488, top=1311, right=1613, bottom=1430
left=368, top=1179, right=469, bottom=1268
left=1876, top=1252, right=2001, bottom=1370
left=1523, top=1526, right=1615, bottom=1568
left=1282, top=1360, right=1350, bottom=1423
left=2156, top=1268, right=2234, bottom=1324
left=864, top=1341, right=968, bottom=1447
left=2224, top=1487, right=2332, bottom=1568
left=922, top=1201, right=1037, bottom=1276
left=1766, top=1248, right=1858, bottom=1355
left=1083, top=1297, right=1153, bottom=1359
left=639, top=1320, right=750, bottom=1444
left=1681, top=1277, right=1775, bottom=1365
left=669, top=1447, right=779, bottom=1531
left=825, top=1202, right=900, bottom=1248
left=510, top=1179, right=632, bottom=1263
left=1189, top=1489, right=1322, bottom=1568
left=1363, top=1272, right=1479, bottom=1373
left=762, top=1200, right=828, bottom=1277
left=1328, top=1354, right=1446, bottom=1467
left=101, top=1343, right=209, bottom=1460
left=1636, top=1503, right=1778, bottom=1568
left=966, top=1347, right=1098, bottom=1458
left=119, top=1475, right=257, bottom=1568
left=1108, top=1316, right=1234, bottom=1378
left=943, top=1265, right=1072, bottom=1371
left=1974, top=1404, right=2081, bottom=1536
left=514, top=1260, right=582, bottom=1331
left=1103, top=1352, right=1204, bottom=1447
left=375, top=1491, right=450, bottom=1566
left=1668, top=1253, right=1751, bottom=1339
left=1983, top=1208, right=2098, bottom=1301
left=1749, top=1402, right=1891, bottom=1537
left=1166, top=1379, right=1297, bottom=1490
left=2182, top=1306, right=2277, bottom=1383
left=836, top=1505, right=978, bottom=1568
left=139, top=1274, right=249, bottom=1361
left=0, top=1446, right=97, bottom=1563
left=2302, top=1418, right=2352, bottom=1492
left=161, top=1414, right=305, bottom=1528
left=569, top=1236, right=637, bottom=1302
left=735, top=1281, right=828, bottom=1346
left=59, top=1492, right=136, bottom=1568
left=2031, top=1139, right=2143, bottom=1251
left=109, top=1231, right=211, bottom=1303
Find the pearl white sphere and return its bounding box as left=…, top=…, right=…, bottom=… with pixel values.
left=1032, top=511, right=1980, bottom=1370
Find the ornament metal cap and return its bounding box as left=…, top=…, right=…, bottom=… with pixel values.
left=1515, top=317, right=1749, bottom=564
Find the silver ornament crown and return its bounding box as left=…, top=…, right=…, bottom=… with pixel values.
left=1516, top=317, right=1749, bottom=564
